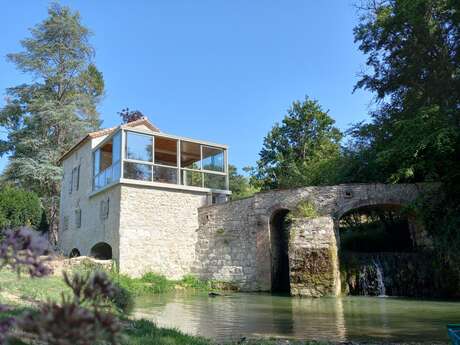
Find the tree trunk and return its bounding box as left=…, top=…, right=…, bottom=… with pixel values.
left=48, top=196, right=59, bottom=246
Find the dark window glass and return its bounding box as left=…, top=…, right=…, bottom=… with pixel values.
left=181, top=169, right=202, bottom=187
left=124, top=162, right=152, bottom=181
left=202, top=146, right=224, bottom=172
left=204, top=173, right=226, bottom=190
left=153, top=165, right=177, bottom=184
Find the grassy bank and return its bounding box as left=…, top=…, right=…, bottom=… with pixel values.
left=69, top=258, right=235, bottom=296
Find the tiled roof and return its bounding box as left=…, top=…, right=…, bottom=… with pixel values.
left=58, top=117, right=159, bottom=163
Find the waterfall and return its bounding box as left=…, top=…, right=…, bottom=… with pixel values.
left=373, top=258, right=387, bottom=297
left=355, top=255, right=387, bottom=296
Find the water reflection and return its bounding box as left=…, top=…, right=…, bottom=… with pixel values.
left=133, top=293, right=459, bottom=343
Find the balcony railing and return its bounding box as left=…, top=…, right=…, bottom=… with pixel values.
left=93, top=161, right=120, bottom=191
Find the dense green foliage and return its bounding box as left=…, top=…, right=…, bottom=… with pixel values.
left=0, top=187, right=43, bottom=232
left=228, top=165, right=259, bottom=200
left=341, top=0, right=460, bottom=184
left=339, top=207, right=413, bottom=252
left=252, top=97, right=342, bottom=190
left=347, top=0, right=460, bottom=290
left=0, top=3, right=104, bottom=243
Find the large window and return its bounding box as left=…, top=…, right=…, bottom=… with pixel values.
left=93, top=132, right=121, bottom=191
left=154, top=137, right=177, bottom=166
left=126, top=132, right=152, bottom=161
left=124, top=162, right=152, bottom=181
left=181, top=141, right=201, bottom=169
left=202, top=146, right=224, bottom=172
left=180, top=141, right=227, bottom=190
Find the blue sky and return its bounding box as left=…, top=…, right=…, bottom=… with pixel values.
left=0, top=1, right=373, bottom=173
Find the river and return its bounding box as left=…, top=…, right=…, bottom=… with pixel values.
left=133, top=292, right=460, bottom=343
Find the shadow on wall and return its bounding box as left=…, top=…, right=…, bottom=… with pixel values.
left=270, top=209, right=291, bottom=293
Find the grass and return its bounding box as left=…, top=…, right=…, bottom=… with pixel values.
left=122, top=319, right=212, bottom=345
left=288, top=200, right=319, bottom=221
left=0, top=270, right=70, bottom=306
left=67, top=257, right=233, bottom=296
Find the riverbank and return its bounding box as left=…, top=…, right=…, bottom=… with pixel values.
left=0, top=269, right=450, bottom=345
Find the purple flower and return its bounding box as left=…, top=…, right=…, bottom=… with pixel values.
left=0, top=227, right=52, bottom=277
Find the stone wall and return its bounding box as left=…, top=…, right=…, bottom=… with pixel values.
left=288, top=217, right=340, bottom=297
left=192, top=197, right=259, bottom=290
left=193, top=184, right=433, bottom=295
left=58, top=139, right=121, bottom=264
left=118, top=185, right=208, bottom=278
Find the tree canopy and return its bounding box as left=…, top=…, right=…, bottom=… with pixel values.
left=252, top=97, right=342, bottom=190
left=342, top=0, right=460, bottom=184
left=0, top=3, right=104, bottom=243
left=228, top=165, right=259, bottom=200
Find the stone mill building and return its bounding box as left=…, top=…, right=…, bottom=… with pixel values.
left=59, top=117, right=432, bottom=296
left=58, top=117, right=230, bottom=278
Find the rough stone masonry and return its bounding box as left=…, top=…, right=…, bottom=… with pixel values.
left=192, top=183, right=434, bottom=296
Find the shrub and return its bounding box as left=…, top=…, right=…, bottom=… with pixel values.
left=288, top=200, right=318, bottom=221
left=0, top=187, right=43, bottom=233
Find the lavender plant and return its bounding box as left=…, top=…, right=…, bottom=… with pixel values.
left=0, top=228, right=124, bottom=345
left=0, top=227, right=50, bottom=344
left=19, top=272, right=123, bottom=345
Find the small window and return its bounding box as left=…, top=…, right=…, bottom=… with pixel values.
left=72, top=166, right=80, bottom=192
left=126, top=132, right=152, bottom=162
left=75, top=208, right=81, bottom=228
left=63, top=216, right=69, bottom=231
left=100, top=198, right=110, bottom=220
left=69, top=170, right=73, bottom=194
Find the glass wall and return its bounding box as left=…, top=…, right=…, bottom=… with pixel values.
left=93, top=131, right=121, bottom=191
left=126, top=132, right=152, bottom=161
left=202, top=146, right=224, bottom=172
left=93, top=129, right=228, bottom=192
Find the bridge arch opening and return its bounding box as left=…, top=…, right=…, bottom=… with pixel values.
left=90, top=242, right=112, bottom=260
left=337, top=203, right=432, bottom=297
left=270, top=209, right=291, bottom=293
left=338, top=204, right=414, bottom=253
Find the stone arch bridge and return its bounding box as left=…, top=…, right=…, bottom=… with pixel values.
left=193, top=183, right=435, bottom=296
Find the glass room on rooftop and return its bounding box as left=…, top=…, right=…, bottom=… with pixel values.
left=92, top=128, right=229, bottom=193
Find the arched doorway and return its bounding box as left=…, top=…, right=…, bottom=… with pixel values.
left=270, top=209, right=291, bottom=293
left=69, top=248, right=81, bottom=258
left=90, top=242, right=112, bottom=260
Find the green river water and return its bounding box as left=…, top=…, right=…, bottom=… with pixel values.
left=133, top=293, right=460, bottom=343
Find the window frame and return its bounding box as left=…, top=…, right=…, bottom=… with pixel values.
left=92, top=130, right=122, bottom=191
left=91, top=127, right=229, bottom=194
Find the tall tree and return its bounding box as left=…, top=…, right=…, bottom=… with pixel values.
left=252, top=97, right=342, bottom=190
left=345, top=0, right=460, bottom=183
left=348, top=0, right=460, bottom=284
left=0, top=3, right=104, bottom=244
